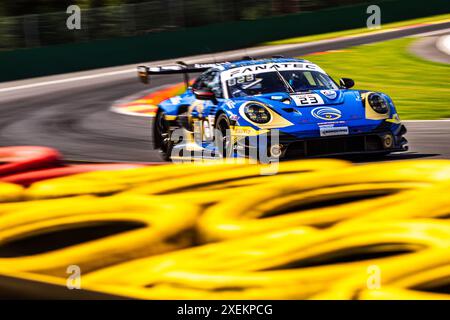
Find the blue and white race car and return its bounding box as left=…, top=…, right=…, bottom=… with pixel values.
left=138, top=57, right=407, bottom=161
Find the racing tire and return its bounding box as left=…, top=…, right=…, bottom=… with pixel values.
left=215, top=114, right=233, bottom=158
left=155, top=110, right=174, bottom=162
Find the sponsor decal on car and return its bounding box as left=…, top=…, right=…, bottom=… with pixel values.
left=317, top=120, right=346, bottom=126
left=225, top=100, right=236, bottom=109
left=320, top=90, right=338, bottom=99
left=169, top=97, right=182, bottom=104
left=221, top=63, right=326, bottom=80
left=230, top=114, right=240, bottom=121
left=231, top=126, right=269, bottom=136
left=291, top=94, right=324, bottom=106
left=319, top=126, right=349, bottom=137
left=311, top=107, right=342, bottom=121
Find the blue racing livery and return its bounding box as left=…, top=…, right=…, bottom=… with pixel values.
left=137, top=57, right=408, bottom=160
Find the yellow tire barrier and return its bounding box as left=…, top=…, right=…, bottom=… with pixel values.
left=5, top=250, right=450, bottom=300
left=0, top=182, right=23, bottom=203
left=83, top=219, right=450, bottom=299
left=198, top=182, right=423, bottom=241
left=198, top=160, right=450, bottom=242
left=24, top=160, right=250, bottom=199
left=313, top=248, right=450, bottom=300
left=359, top=286, right=450, bottom=300
left=86, top=219, right=450, bottom=299
left=0, top=196, right=95, bottom=217
left=83, top=270, right=331, bottom=300
left=338, top=181, right=450, bottom=227
left=126, top=159, right=351, bottom=205
left=358, top=264, right=450, bottom=300
left=0, top=268, right=125, bottom=299
left=0, top=155, right=449, bottom=299
left=0, top=194, right=200, bottom=277
left=83, top=227, right=318, bottom=284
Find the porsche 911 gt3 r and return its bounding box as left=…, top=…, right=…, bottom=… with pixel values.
left=137, top=57, right=408, bottom=161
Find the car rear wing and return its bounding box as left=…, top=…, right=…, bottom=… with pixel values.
left=137, top=61, right=223, bottom=88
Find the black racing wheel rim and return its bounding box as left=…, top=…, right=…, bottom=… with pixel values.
left=156, top=111, right=173, bottom=158
left=216, top=116, right=233, bottom=158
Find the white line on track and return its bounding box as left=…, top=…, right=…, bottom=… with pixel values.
left=412, top=28, right=450, bottom=37
left=0, top=69, right=135, bottom=93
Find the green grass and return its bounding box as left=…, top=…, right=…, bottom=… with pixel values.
left=266, top=13, right=450, bottom=45
left=303, top=37, right=450, bottom=119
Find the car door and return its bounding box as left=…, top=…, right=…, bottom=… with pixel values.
left=191, top=69, right=223, bottom=142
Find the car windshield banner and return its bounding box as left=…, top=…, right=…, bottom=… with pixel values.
left=221, top=62, right=327, bottom=80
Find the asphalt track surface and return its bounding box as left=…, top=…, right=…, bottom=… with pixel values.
left=0, top=22, right=449, bottom=163
left=410, top=34, right=450, bottom=64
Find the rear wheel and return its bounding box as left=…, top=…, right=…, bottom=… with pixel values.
left=155, top=111, right=173, bottom=161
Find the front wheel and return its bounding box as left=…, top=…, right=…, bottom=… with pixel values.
left=155, top=110, right=174, bottom=161
left=214, top=114, right=233, bottom=158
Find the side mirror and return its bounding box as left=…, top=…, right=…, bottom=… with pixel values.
left=193, top=89, right=217, bottom=103
left=339, top=78, right=354, bottom=89
left=137, top=66, right=149, bottom=84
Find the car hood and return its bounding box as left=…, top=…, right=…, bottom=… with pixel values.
left=236, top=89, right=365, bottom=123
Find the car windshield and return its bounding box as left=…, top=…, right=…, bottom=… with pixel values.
left=226, top=70, right=339, bottom=98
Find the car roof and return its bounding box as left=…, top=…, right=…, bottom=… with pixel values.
left=219, top=57, right=310, bottom=71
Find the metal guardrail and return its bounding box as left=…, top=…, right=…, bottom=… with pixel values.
left=0, top=0, right=370, bottom=50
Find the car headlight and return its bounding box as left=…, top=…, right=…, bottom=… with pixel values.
left=243, top=102, right=272, bottom=124
left=368, top=93, right=389, bottom=114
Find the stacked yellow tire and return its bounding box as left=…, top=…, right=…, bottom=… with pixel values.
left=0, top=146, right=449, bottom=299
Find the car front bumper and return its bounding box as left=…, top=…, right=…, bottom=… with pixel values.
left=238, top=124, right=408, bottom=158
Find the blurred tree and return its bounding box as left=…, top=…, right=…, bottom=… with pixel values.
left=0, top=0, right=376, bottom=50
left=0, top=0, right=128, bottom=16
left=0, top=0, right=372, bottom=18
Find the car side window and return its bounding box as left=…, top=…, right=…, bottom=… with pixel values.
left=208, top=71, right=223, bottom=98
left=192, top=72, right=208, bottom=91
left=193, top=70, right=223, bottom=98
